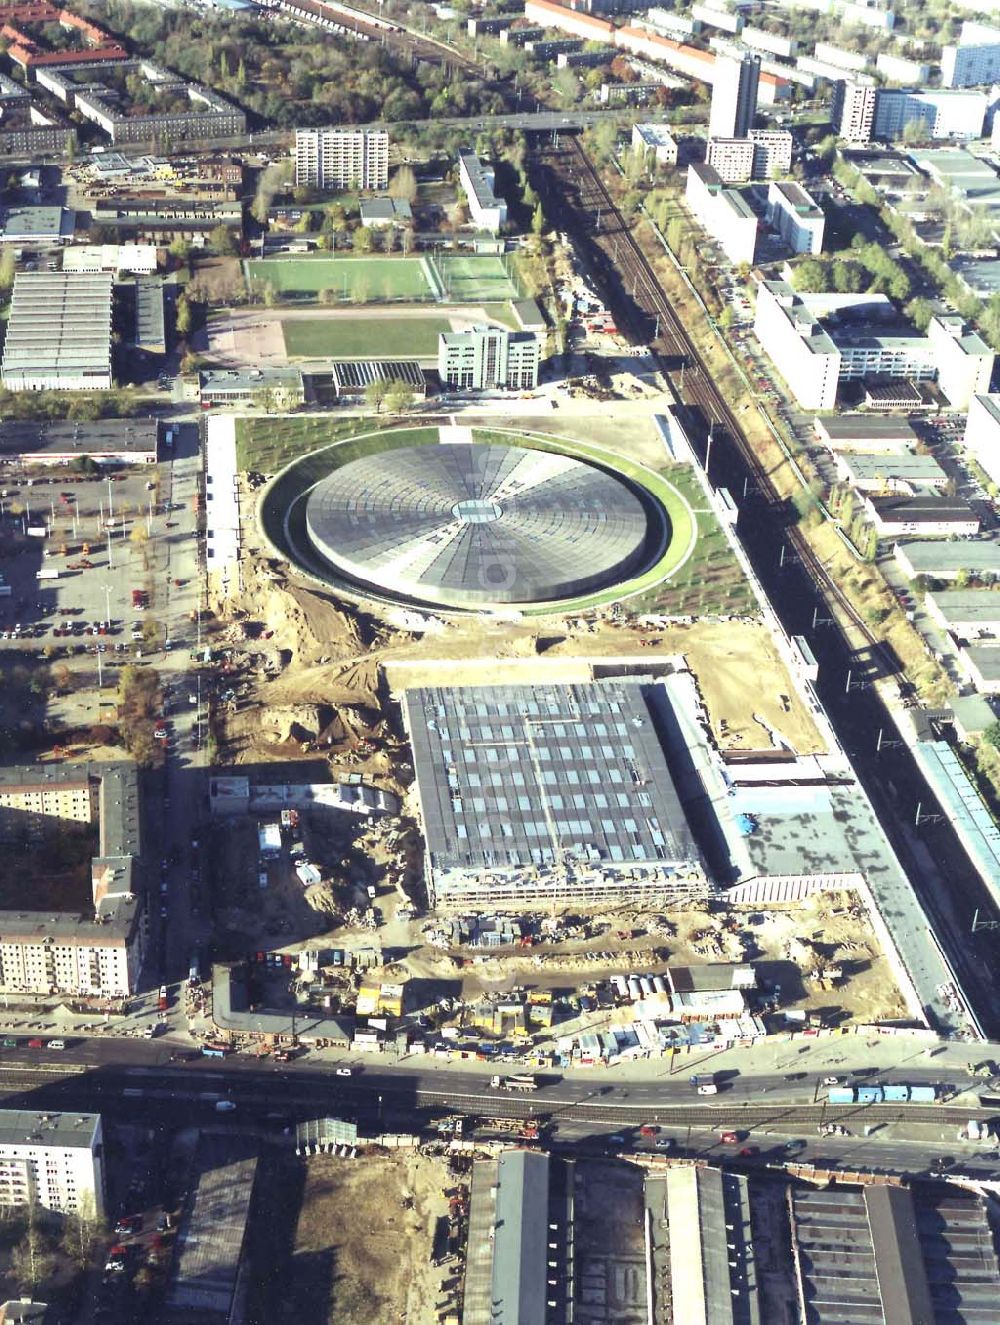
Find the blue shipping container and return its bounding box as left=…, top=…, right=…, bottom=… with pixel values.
left=882, top=1085, right=909, bottom=1102
left=909, top=1085, right=936, bottom=1103
left=827, top=1088, right=855, bottom=1104
left=857, top=1086, right=884, bottom=1104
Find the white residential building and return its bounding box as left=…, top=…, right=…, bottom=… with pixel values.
left=691, top=3, right=742, bottom=35
left=709, top=53, right=760, bottom=138
left=294, top=128, right=388, bottom=191
left=707, top=128, right=792, bottom=182
left=685, top=163, right=759, bottom=265
left=942, top=21, right=1000, bottom=88
left=457, top=149, right=507, bottom=234
left=837, top=80, right=878, bottom=143
left=874, top=88, right=988, bottom=141
left=814, top=42, right=869, bottom=73
left=0, top=1111, right=105, bottom=1218
left=964, top=394, right=1000, bottom=487
left=438, top=325, right=540, bottom=391
left=741, top=26, right=796, bottom=60
left=876, top=52, right=929, bottom=84
left=767, top=181, right=825, bottom=254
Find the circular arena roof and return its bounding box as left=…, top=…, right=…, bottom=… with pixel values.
left=304, top=442, right=653, bottom=609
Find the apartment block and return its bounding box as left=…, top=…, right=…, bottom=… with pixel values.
left=0, top=763, right=144, bottom=997
left=942, top=21, right=1000, bottom=88
left=709, top=53, right=760, bottom=138
left=928, top=316, right=994, bottom=409
left=876, top=51, right=930, bottom=84
left=438, top=325, right=540, bottom=391
left=767, top=180, right=825, bottom=254
left=874, top=88, right=988, bottom=141
left=0, top=1111, right=104, bottom=1218
left=814, top=41, right=869, bottom=73
left=707, top=129, right=792, bottom=183
left=837, top=79, right=878, bottom=143
left=294, top=127, right=388, bottom=191
left=457, top=149, right=507, bottom=235
left=685, top=163, right=759, bottom=265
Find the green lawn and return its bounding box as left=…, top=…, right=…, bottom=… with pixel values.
left=282, top=316, right=453, bottom=359
left=246, top=257, right=431, bottom=301
left=430, top=254, right=521, bottom=303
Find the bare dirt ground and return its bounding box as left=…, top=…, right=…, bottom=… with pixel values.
left=402, top=891, right=905, bottom=1025
left=213, top=556, right=824, bottom=765
left=281, top=1151, right=452, bottom=1325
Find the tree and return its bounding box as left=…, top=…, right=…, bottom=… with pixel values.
left=983, top=720, right=1000, bottom=750
left=364, top=378, right=388, bottom=413
left=10, top=1204, right=55, bottom=1295
left=0, top=246, right=14, bottom=292
left=383, top=380, right=415, bottom=414
left=401, top=224, right=415, bottom=256
left=531, top=202, right=545, bottom=238
left=175, top=296, right=192, bottom=337
left=389, top=164, right=418, bottom=203
left=208, top=224, right=237, bottom=256
left=62, top=1192, right=99, bottom=1272
left=317, top=287, right=338, bottom=306
left=352, top=225, right=374, bottom=254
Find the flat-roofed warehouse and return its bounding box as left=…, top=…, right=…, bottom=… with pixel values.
left=1, top=271, right=112, bottom=391
left=0, top=418, right=158, bottom=466
left=814, top=413, right=920, bottom=453
left=403, top=680, right=706, bottom=909
left=330, top=359, right=426, bottom=400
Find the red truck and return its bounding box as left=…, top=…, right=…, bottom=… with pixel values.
left=132, top=589, right=147, bottom=610
left=158, top=985, right=169, bottom=1011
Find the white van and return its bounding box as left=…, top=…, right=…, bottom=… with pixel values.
left=48, top=1039, right=66, bottom=1050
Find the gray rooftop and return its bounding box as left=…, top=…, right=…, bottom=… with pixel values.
left=927, top=589, right=1000, bottom=622
left=838, top=454, right=946, bottom=484
left=0, top=418, right=157, bottom=461
left=867, top=495, right=978, bottom=522
left=134, top=276, right=164, bottom=352
left=491, top=1151, right=549, bottom=1325
left=0, top=206, right=69, bottom=240
left=912, top=741, right=1000, bottom=922
left=895, top=539, right=1000, bottom=575
left=330, top=359, right=424, bottom=392
left=166, top=1135, right=257, bottom=1319
left=961, top=644, right=1000, bottom=679
left=771, top=180, right=823, bottom=217
left=815, top=414, right=919, bottom=440
left=305, top=442, right=652, bottom=608
left=404, top=680, right=699, bottom=879
left=1, top=272, right=112, bottom=384
left=199, top=367, right=302, bottom=391
left=0, top=1110, right=99, bottom=1149
left=457, top=149, right=501, bottom=210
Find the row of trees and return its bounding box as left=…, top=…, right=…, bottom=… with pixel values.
left=792, top=239, right=913, bottom=303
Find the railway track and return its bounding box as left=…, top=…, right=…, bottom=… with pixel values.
left=553, top=136, right=888, bottom=667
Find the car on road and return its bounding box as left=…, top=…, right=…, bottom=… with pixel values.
left=822, top=1075, right=843, bottom=1086
left=720, top=1131, right=740, bottom=1144
left=655, top=1138, right=674, bottom=1150
left=214, top=1100, right=237, bottom=1113
left=335, top=1067, right=353, bottom=1077
left=27, top=1038, right=43, bottom=1049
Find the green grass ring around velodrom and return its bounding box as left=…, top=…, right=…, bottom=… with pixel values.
left=256, top=424, right=698, bottom=616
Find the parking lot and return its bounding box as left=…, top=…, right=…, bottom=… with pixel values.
left=0, top=425, right=203, bottom=730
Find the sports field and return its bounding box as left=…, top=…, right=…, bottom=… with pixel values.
left=282, top=316, right=453, bottom=359
left=246, top=257, right=431, bottom=301
left=428, top=254, right=521, bottom=302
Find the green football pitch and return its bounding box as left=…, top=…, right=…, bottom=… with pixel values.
left=427, top=254, right=521, bottom=302
left=246, top=257, right=431, bottom=301
left=282, top=316, right=453, bottom=358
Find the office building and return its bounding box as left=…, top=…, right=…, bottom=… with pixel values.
left=928, top=315, right=994, bottom=409
left=437, top=325, right=539, bottom=391
left=942, top=20, right=1000, bottom=88
left=456, top=149, right=507, bottom=234
left=767, top=180, right=825, bottom=253
left=1, top=271, right=112, bottom=391
left=709, top=53, right=760, bottom=138
left=837, top=79, right=878, bottom=142
left=685, top=163, right=759, bottom=265
left=864, top=495, right=980, bottom=538
left=294, top=127, right=388, bottom=191
left=754, top=283, right=994, bottom=410
left=0, top=1111, right=104, bottom=1218
left=964, top=394, right=1000, bottom=488
left=925, top=589, right=1000, bottom=636
left=754, top=280, right=840, bottom=409
left=632, top=121, right=679, bottom=166
left=894, top=539, right=1000, bottom=583
left=403, top=680, right=706, bottom=910
left=0, top=763, right=144, bottom=997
